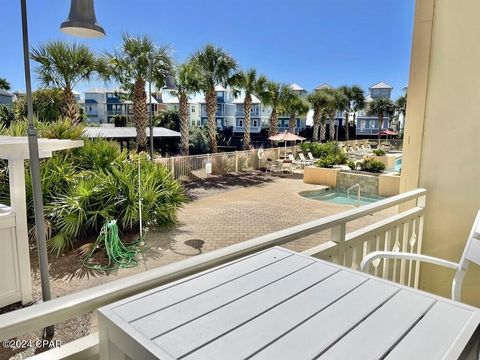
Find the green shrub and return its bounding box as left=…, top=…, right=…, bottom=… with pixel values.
left=316, top=153, right=348, bottom=168
left=359, top=159, right=385, bottom=173
left=347, top=160, right=356, bottom=170
left=300, top=141, right=341, bottom=159
left=0, top=119, right=188, bottom=255
left=372, top=148, right=386, bottom=156
left=75, top=138, right=126, bottom=171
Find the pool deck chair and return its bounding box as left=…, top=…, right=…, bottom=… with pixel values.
left=298, top=152, right=315, bottom=165
left=361, top=210, right=480, bottom=302
left=307, top=152, right=318, bottom=162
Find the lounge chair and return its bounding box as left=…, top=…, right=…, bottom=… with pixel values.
left=265, top=158, right=282, bottom=173
left=307, top=152, right=319, bottom=162
left=298, top=153, right=315, bottom=165
left=361, top=210, right=480, bottom=302
left=287, top=154, right=304, bottom=167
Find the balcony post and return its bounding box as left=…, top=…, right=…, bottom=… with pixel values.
left=235, top=151, right=238, bottom=172
left=331, top=223, right=346, bottom=265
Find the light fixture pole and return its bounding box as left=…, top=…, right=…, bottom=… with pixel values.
left=20, top=0, right=54, bottom=338
left=149, top=56, right=154, bottom=161
left=19, top=0, right=105, bottom=338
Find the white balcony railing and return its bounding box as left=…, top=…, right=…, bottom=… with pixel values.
left=0, top=188, right=426, bottom=359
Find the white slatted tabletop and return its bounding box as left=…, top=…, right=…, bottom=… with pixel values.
left=98, top=247, right=480, bottom=360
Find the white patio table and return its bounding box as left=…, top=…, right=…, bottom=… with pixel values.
left=98, top=247, right=480, bottom=360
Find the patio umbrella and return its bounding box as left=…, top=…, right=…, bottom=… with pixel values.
left=379, top=129, right=398, bottom=144
left=268, top=131, right=306, bottom=157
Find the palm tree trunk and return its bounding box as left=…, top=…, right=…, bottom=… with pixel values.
left=344, top=111, right=349, bottom=141
left=378, top=113, right=383, bottom=143
left=312, top=110, right=320, bottom=141
left=64, top=87, right=79, bottom=124
left=206, top=88, right=218, bottom=153
left=330, top=111, right=336, bottom=140
left=269, top=108, right=278, bottom=137
left=243, top=95, right=252, bottom=150
left=133, top=78, right=148, bottom=151
left=288, top=114, right=296, bottom=133
left=179, top=92, right=189, bottom=155
left=319, top=117, right=327, bottom=141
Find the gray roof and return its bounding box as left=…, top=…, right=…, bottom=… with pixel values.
left=85, top=99, right=98, bottom=104
left=83, top=127, right=180, bottom=139
left=0, top=89, right=13, bottom=97
left=290, top=83, right=305, bottom=91
left=314, top=83, right=332, bottom=90
left=369, top=82, right=393, bottom=89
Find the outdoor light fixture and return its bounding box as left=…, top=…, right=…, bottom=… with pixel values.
left=165, top=75, right=177, bottom=90
left=60, top=0, right=105, bottom=38
left=20, top=0, right=105, bottom=338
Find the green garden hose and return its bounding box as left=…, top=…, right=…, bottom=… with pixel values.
left=82, top=219, right=145, bottom=271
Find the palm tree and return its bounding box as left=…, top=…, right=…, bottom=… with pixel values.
left=367, top=97, right=396, bottom=142
left=232, top=69, right=267, bottom=149
left=307, top=89, right=332, bottom=141
left=175, top=61, right=200, bottom=155
left=396, top=94, right=407, bottom=118
left=104, top=34, right=173, bottom=151
left=284, top=92, right=309, bottom=134
left=324, top=87, right=348, bottom=140
left=395, top=94, right=407, bottom=135
left=191, top=44, right=238, bottom=153
left=338, top=85, right=364, bottom=141
left=259, top=82, right=290, bottom=136
left=31, top=41, right=101, bottom=123
left=0, top=78, right=11, bottom=91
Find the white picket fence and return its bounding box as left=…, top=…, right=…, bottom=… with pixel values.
left=155, top=146, right=300, bottom=181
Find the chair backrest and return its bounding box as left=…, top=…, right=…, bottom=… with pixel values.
left=452, top=210, right=480, bottom=301
left=298, top=153, right=307, bottom=161
left=288, top=154, right=295, bottom=161
left=459, top=211, right=480, bottom=268
left=307, top=152, right=315, bottom=160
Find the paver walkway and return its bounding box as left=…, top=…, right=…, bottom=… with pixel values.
left=1, top=172, right=396, bottom=360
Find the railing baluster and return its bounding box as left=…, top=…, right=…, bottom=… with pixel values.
left=392, top=226, right=400, bottom=283
left=331, top=224, right=347, bottom=266
left=400, top=221, right=410, bottom=285
left=382, top=230, right=390, bottom=280
left=407, top=218, right=417, bottom=287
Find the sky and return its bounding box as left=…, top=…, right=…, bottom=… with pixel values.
left=0, top=0, right=415, bottom=99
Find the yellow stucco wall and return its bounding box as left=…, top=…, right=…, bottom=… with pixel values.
left=303, top=167, right=340, bottom=187
left=378, top=175, right=400, bottom=197
left=400, top=0, right=480, bottom=305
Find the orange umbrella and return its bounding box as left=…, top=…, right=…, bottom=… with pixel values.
left=268, top=131, right=306, bottom=157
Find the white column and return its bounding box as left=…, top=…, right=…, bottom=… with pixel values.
left=8, top=158, right=33, bottom=304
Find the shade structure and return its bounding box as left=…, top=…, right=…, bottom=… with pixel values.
left=379, top=130, right=398, bottom=136
left=268, top=131, right=305, bottom=157
left=268, top=131, right=306, bottom=142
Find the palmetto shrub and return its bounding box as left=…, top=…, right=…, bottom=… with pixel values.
left=0, top=120, right=187, bottom=255
left=44, top=152, right=187, bottom=255
left=300, top=141, right=341, bottom=159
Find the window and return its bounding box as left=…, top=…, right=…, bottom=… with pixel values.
left=296, top=119, right=300, bottom=127
left=191, top=106, right=195, bottom=113
left=238, top=119, right=243, bottom=127
left=253, top=120, right=258, bottom=127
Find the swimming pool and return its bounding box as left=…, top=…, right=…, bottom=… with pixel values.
left=394, top=157, right=402, bottom=171
left=299, top=189, right=384, bottom=206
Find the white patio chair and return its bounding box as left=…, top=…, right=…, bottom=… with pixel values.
left=287, top=154, right=303, bottom=167
left=307, top=152, right=319, bottom=162
left=361, top=210, right=480, bottom=302
left=298, top=153, right=314, bottom=165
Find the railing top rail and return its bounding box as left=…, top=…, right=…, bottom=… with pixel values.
left=155, top=146, right=299, bottom=162
left=0, top=188, right=426, bottom=341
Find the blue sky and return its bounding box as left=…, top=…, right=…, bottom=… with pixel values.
left=1, top=0, right=414, bottom=99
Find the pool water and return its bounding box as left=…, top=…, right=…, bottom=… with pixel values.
left=299, top=189, right=384, bottom=206
left=394, top=157, right=402, bottom=171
